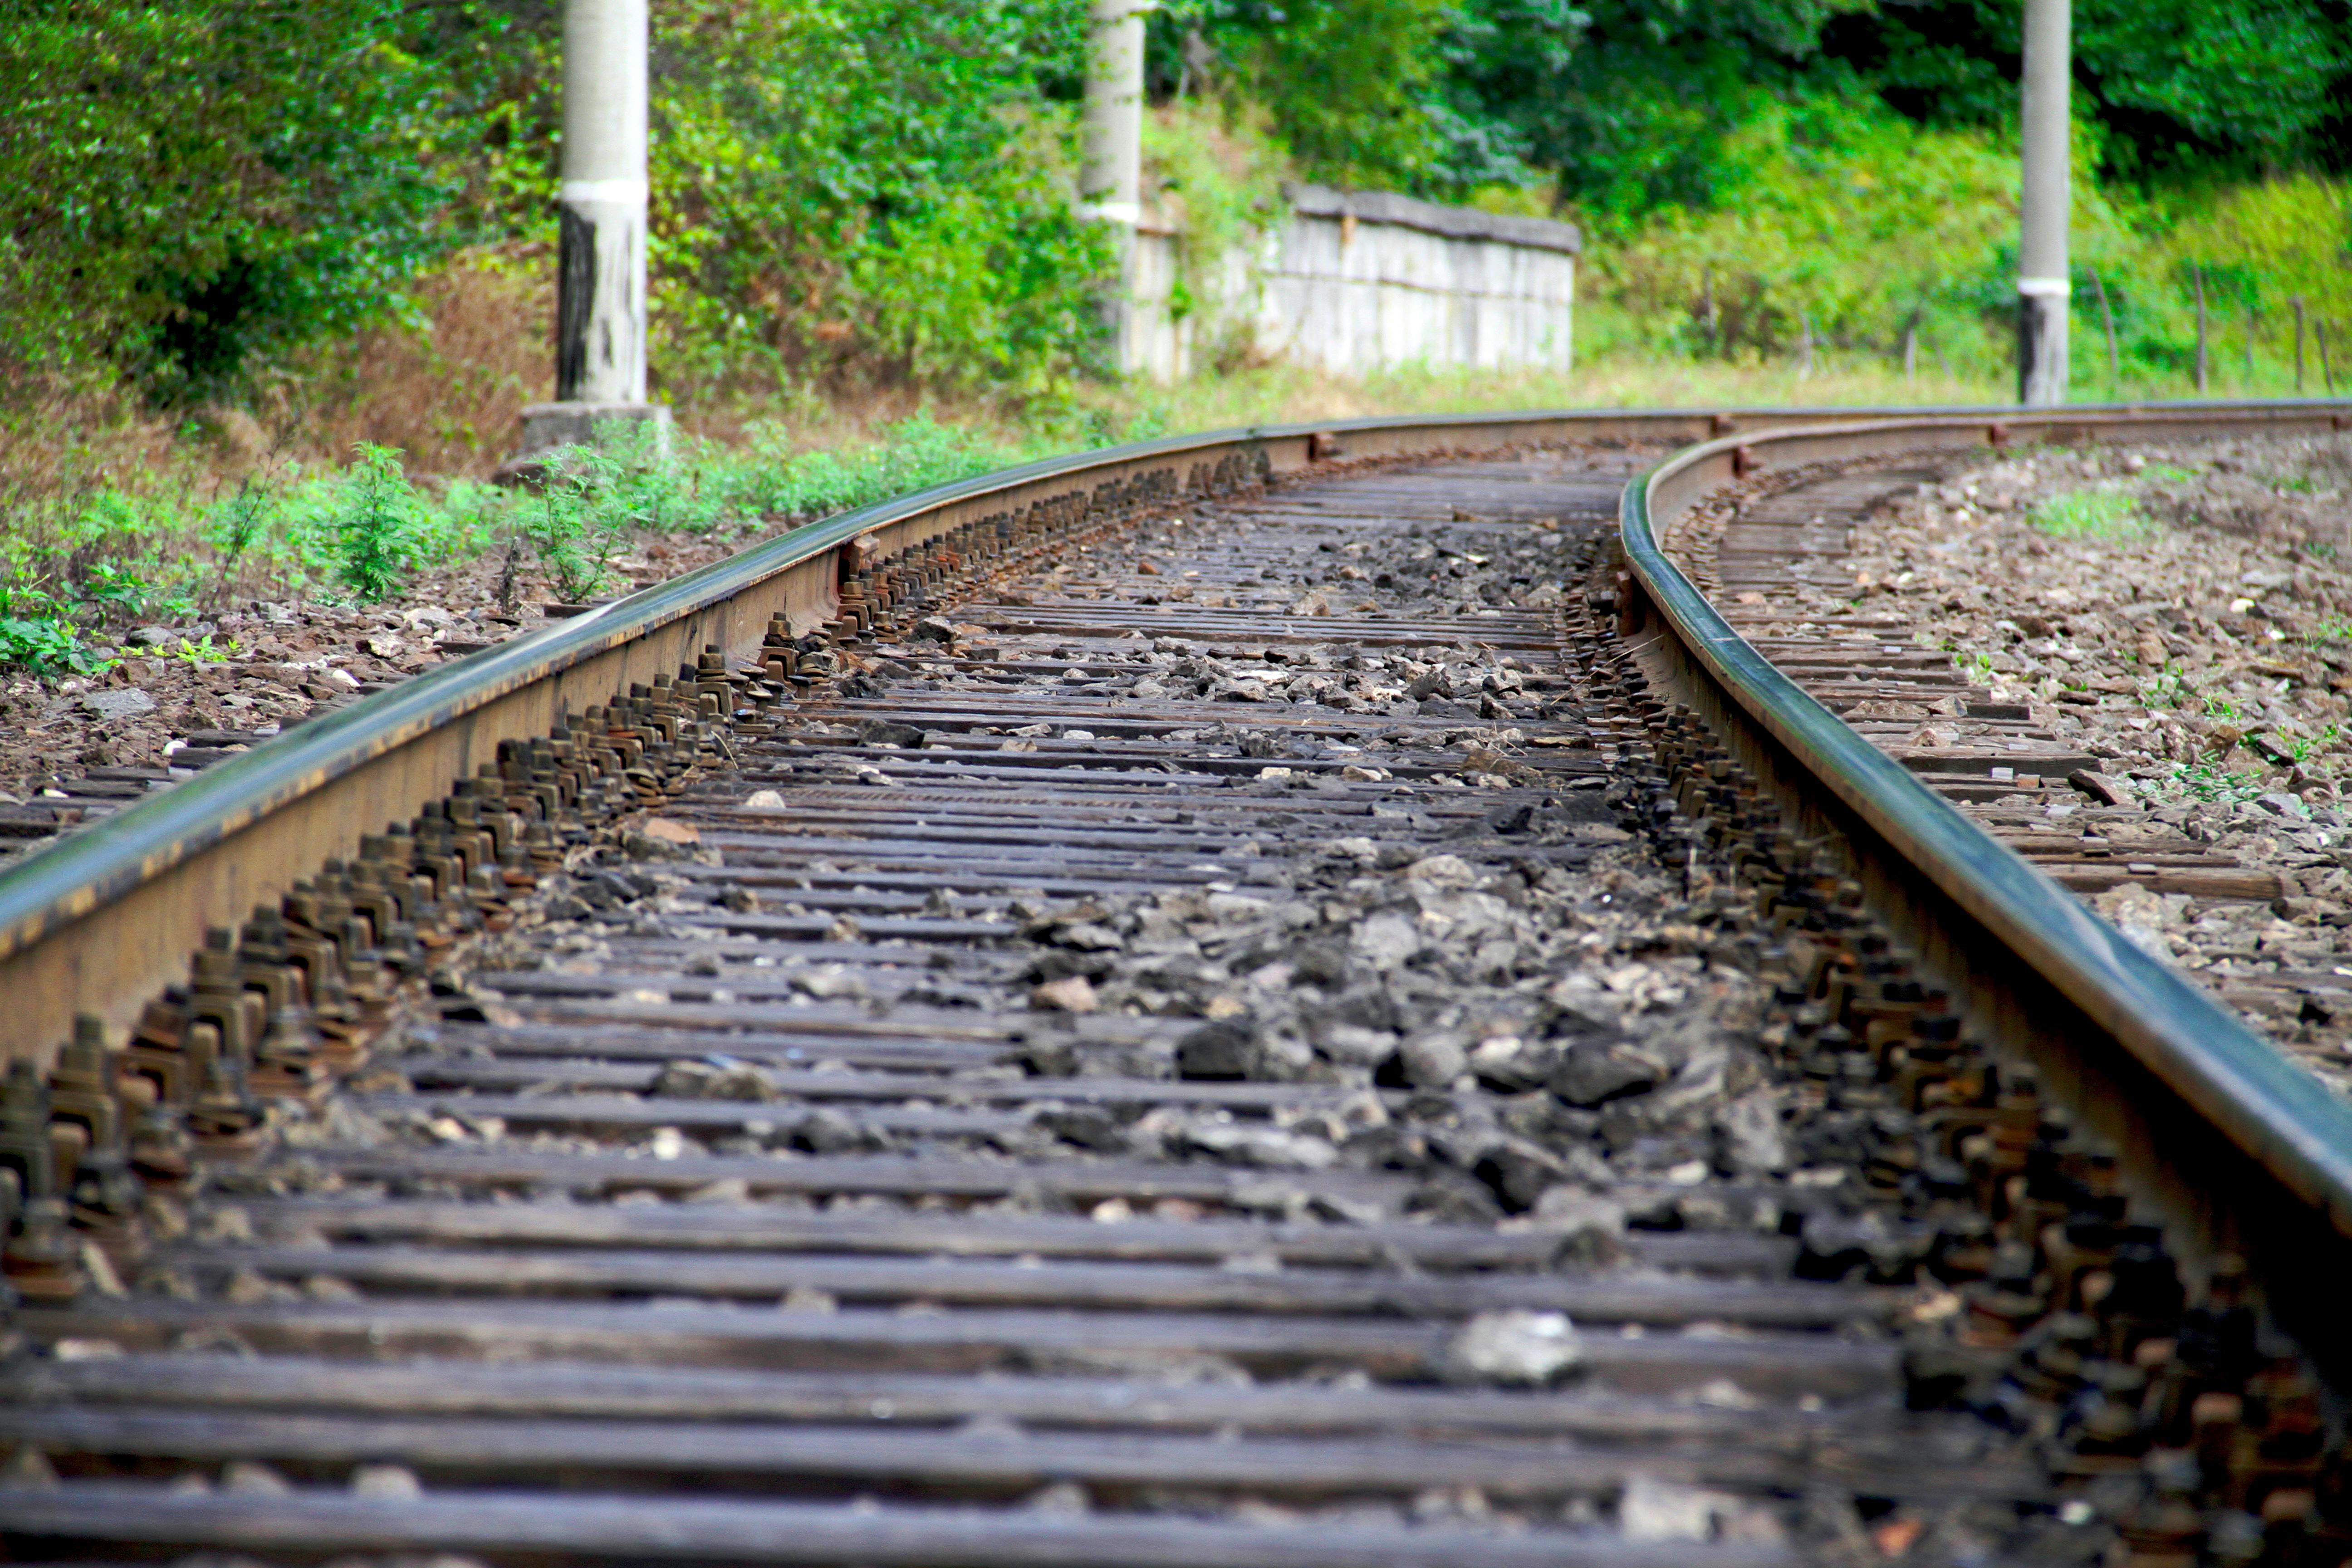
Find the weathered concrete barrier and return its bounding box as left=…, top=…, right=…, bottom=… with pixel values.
left=1127, top=184, right=1580, bottom=380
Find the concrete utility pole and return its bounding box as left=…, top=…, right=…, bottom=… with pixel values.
left=1081, top=0, right=1150, bottom=372
left=518, top=0, right=666, bottom=457
left=2017, top=0, right=2070, bottom=406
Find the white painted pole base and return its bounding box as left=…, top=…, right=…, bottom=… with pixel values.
left=516, top=400, right=671, bottom=461
left=2018, top=291, right=2069, bottom=407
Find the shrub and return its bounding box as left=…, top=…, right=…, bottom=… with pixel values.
left=611, top=0, right=1110, bottom=406
left=518, top=460, right=627, bottom=603
left=327, top=445, right=426, bottom=602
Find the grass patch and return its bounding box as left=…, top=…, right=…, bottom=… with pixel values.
left=2162, top=760, right=2274, bottom=804
left=0, top=413, right=1045, bottom=678
left=2030, top=488, right=2156, bottom=540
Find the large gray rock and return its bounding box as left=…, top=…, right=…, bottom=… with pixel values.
left=1441, top=1309, right=1584, bottom=1385
left=1714, top=1089, right=1791, bottom=1175
left=1548, top=1043, right=1661, bottom=1108
left=80, top=688, right=157, bottom=720
left=1175, top=1019, right=1257, bottom=1080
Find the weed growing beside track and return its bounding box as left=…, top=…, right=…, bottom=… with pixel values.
left=0, top=416, right=1036, bottom=679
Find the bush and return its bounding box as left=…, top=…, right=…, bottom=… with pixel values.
left=519, top=458, right=632, bottom=603
left=1594, top=98, right=2049, bottom=374
left=716, top=413, right=1032, bottom=522
left=0, top=602, right=109, bottom=679
left=0, top=0, right=464, bottom=404
left=0, top=0, right=1115, bottom=420
left=0, top=500, right=199, bottom=677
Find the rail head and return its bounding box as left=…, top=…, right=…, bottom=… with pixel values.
left=1618, top=405, right=2352, bottom=1240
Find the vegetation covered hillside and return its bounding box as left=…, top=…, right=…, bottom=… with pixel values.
left=10, top=0, right=2352, bottom=421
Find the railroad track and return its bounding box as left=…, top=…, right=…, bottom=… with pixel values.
left=3, top=405, right=2351, bottom=1566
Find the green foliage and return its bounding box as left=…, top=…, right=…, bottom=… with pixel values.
left=0, top=471, right=209, bottom=676
left=1141, top=106, right=1289, bottom=363
left=599, top=0, right=1109, bottom=402
left=1170, top=0, right=1455, bottom=189
left=204, top=479, right=279, bottom=591
left=0, top=0, right=468, bottom=404
left=2165, top=759, right=2272, bottom=802
left=1441, top=0, right=1869, bottom=216
left=1160, top=0, right=2352, bottom=222
left=0, top=0, right=1112, bottom=414
left=510, top=421, right=741, bottom=601
left=914, top=0, right=2352, bottom=390
left=1152, top=0, right=1562, bottom=194
left=1594, top=97, right=2042, bottom=368
left=2307, top=616, right=2352, bottom=645
left=77, top=559, right=192, bottom=624
left=519, top=457, right=631, bottom=604
left=7, top=0, right=2352, bottom=427
left=1581, top=88, right=2352, bottom=396
left=1827, top=0, right=2349, bottom=181
left=0, top=603, right=112, bottom=679
left=841, top=152, right=1118, bottom=399
left=0, top=558, right=193, bottom=680
left=0, top=413, right=1045, bottom=676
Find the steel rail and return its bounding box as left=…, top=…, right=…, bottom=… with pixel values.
left=0, top=397, right=2340, bottom=1075
left=1617, top=404, right=2352, bottom=1334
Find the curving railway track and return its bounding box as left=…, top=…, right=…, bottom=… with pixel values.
left=2, top=404, right=2352, bottom=1566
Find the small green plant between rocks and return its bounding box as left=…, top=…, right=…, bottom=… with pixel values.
left=169, top=634, right=239, bottom=664
left=519, top=446, right=637, bottom=603
left=2161, top=759, right=2274, bottom=804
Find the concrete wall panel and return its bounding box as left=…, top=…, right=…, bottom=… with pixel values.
left=1127, top=188, right=1578, bottom=381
